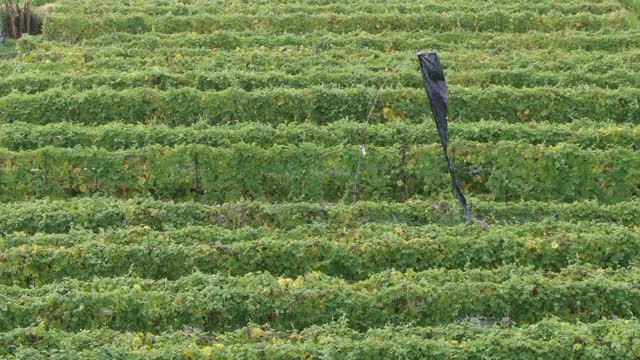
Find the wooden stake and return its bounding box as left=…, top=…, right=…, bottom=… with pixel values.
left=4, top=0, right=18, bottom=39
left=18, top=2, right=24, bottom=37
left=25, top=0, right=31, bottom=35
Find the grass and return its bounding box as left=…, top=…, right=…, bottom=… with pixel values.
left=0, top=39, right=17, bottom=59
left=620, top=0, right=640, bottom=27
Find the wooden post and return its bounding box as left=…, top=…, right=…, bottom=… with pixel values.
left=18, top=1, right=25, bottom=37
left=4, top=0, right=19, bottom=38
left=25, top=0, right=30, bottom=35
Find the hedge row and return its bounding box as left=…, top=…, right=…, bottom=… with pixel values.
left=42, top=12, right=632, bottom=41
left=3, top=319, right=640, bottom=359
left=70, top=29, right=640, bottom=52
left=1, top=266, right=639, bottom=332
left=1, top=221, right=636, bottom=285
left=2, top=67, right=638, bottom=96
left=2, top=86, right=640, bottom=125
left=0, top=220, right=630, bottom=248
left=107, top=0, right=632, bottom=6
left=50, top=0, right=625, bottom=17
left=1, top=197, right=638, bottom=234
left=11, top=43, right=640, bottom=77
left=1, top=143, right=638, bottom=203
left=2, top=120, right=637, bottom=151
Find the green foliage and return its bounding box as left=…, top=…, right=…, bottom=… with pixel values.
left=8, top=43, right=640, bottom=79
left=2, top=0, right=639, bottom=355
left=2, top=319, right=640, bottom=359
left=1, top=120, right=637, bottom=151
left=0, top=221, right=637, bottom=285
left=2, top=86, right=640, bottom=125
left=71, top=28, right=640, bottom=52
left=0, top=142, right=638, bottom=203
left=0, top=197, right=638, bottom=234
left=0, top=39, right=17, bottom=59
left=46, top=0, right=627, bottom=17
left=43, top=11, right=632, bottom=41
left=2, top=265, right=640, bottom=332
left=2, top=67, right=640, bottom=96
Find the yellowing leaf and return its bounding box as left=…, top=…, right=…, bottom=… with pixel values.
left=526, top=240, right=537, bottom=250
left=202, top=346, right=212, bottom=357
left=132, top=336, right=143, bottom=348
left=251, top=328, right=265, bottom=338
left=292, top=277, right=305, bottom=288
left=382, top=107, right=396, bottom=121
left=277, top=278, right=294, bottom=287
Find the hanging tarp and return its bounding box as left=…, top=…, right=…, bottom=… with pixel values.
left=417, top=51, right=489, bottom=230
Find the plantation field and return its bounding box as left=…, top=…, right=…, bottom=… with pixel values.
left=1, top=0, right=640, bottom=358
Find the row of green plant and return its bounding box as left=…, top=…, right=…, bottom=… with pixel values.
left=2, top=66, right=638, bottom=96
left=0, top=142, right=638, bottom=203
left=1, top=265, right=639, bottom=332
left=2, top=220, right=636, bottom=285
left=49, top=0, right=625, bottom=16
left=2, top=86, right=640, bottom=125
left=0, top=220, right=630, bottom=248
left=2, top=120, right=637, bottom=151
left=2, top=319, right=640, bottom=359
left=103, top=0, right=631, bottom=6
left=42, top=11, right=632, bottom=42
left=1, top=196, right=637, bottom=234
left=9, top=43, right=639, bottom=77
left=67, top=28, right=640, bottom=52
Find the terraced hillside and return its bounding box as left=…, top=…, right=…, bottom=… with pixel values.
left=1, top=0, right=640, bottom=358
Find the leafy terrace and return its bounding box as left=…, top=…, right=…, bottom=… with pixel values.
left=1, top=0, right=640, bottom=358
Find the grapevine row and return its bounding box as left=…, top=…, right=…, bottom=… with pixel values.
left=1, top=266, right=639, bottom=332
left=2, top=67, right=638, bottom=96
left=2, top=319, right=639, bottom=359
left=2, top=120, right=637, bottom=151
left=50, top=0, right=624, bottom=17
left=0, top=197, right=638, bottom=234
left=1, top=221, right=636, bottom=285
left=1, top=143, right=638, bottom=203
left=71, top=29, right=640, bottom=52
left=2, top=86, right=640, bottom=125
left=43, top=11, right=632, bottom=42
